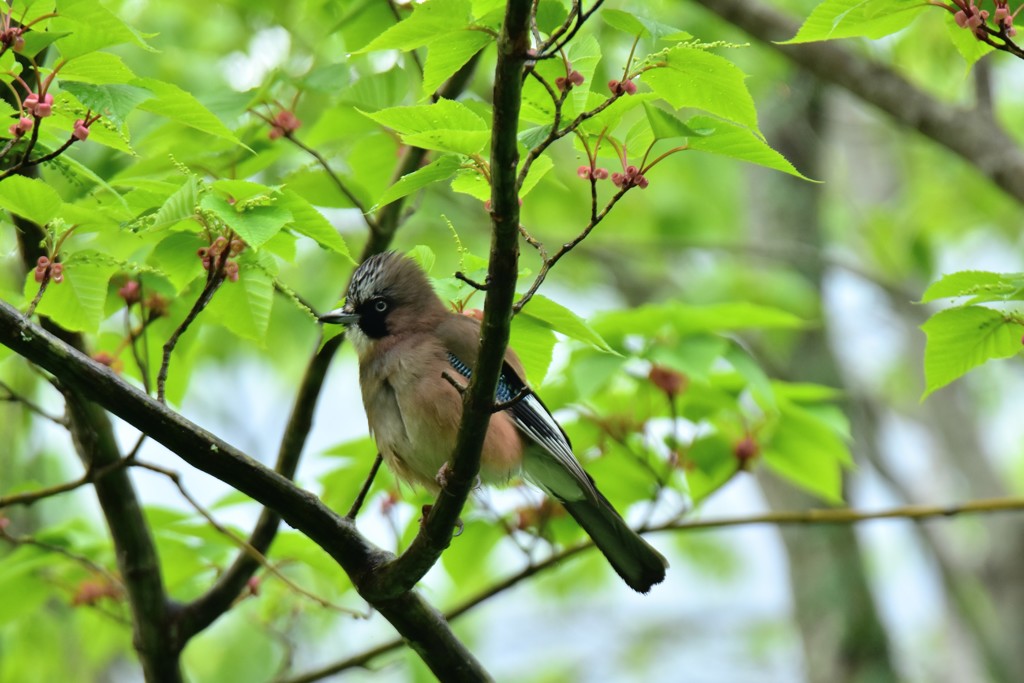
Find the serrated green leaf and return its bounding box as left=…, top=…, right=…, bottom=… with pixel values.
left=644, top=46, right=759, bottom=134
left=0, top=176, right=63, bottom=225
left=148, top=232, right=205, bottom=292
left=783, top=0, right=928, bottom=43
left=53, top=0, right=154, bottom=59
left=23, top=253, right=118, bottom=333
left=200, top=195, right=291, bottom=249
left=921, top=305, right=1024, bottom=397
left=60, top=82, right=153, bottom=127
left=204, top=262, right=274, bottom=343
left=358, top=0, right=473, bottom=53
left=374, top=154, right=465, bottom=208
left=58, top=52, right=138, bottom=84
left=133, top=78, right=240, bottom=145
left=685, top=115, right=811, bottom=180
left=644, top=102, right=713, bottom=141
left=450, top=168, right=490, bottom=200
left=277, top=190, right=352, bottom=260
left=422, top=29, right=493, bottom=98
left=148, top=177, right=200, bottom=232
left=921, top=270, right=1024, bottom=303
left=945, top=12, right=994, bottom=68
left=519, top=294, right=615, bottom=353
left=361, top=99, right=488, bottom=155
left=211, top=179, right=277, bottom=204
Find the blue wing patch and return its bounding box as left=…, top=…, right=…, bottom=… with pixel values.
left=445, top=352, right=595, bottom=493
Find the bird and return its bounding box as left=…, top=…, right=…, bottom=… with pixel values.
left=320, top=251, right=667, bottom=593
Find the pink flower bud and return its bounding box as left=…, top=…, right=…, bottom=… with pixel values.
left=622, top=80, right=638, bottom=95
left=23, top=93, right=38, bottom=111
left=9, top=116, right=33, bottom=136
left=636, top=175, right=649, bottom=189
left=608, top=79, right=621, bottom=94
left=37, top=256, right=50, bottom=267
left=593, top=168, right=609, bottom=180
left=555, top=76, right=567, bottom=91
left=577, top=165, right=592, bottom=179
left=569, top=70, right=585, bottom=86
left=273, top=110, right=301, bottom=133
left=625, top=165, right=639, bottom=179
left=73, top=119, right=90, bottom=141
left=611, top=172, right=624, bottom=187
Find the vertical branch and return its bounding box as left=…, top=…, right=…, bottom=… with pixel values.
left=362, top=0, right=533, bottom=600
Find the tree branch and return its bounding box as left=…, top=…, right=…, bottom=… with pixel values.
left=359, top=0, right=532, bottom=605
left=690, top=0, right=1024, bottom=204
left=0, top=299, right=488, bottom=682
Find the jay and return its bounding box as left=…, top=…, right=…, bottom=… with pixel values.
left=320, top=252, right=667, bottom=593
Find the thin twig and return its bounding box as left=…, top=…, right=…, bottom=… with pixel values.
left=0, top=378, right=66, bottom=425
left=157, top=273, right=225, bottom=403
left=347, top=454, right=383, bottom=519
left=454, top=271, right=489, bottom=290
left=0, top=457, right=132, bottom=510
left=284, top=133, right=375, bottom=225
left=514, top=185, right=629, bottom=312
left=134, top=459, right=364, bottom=617
left=0, top=524, right=125, bottom=588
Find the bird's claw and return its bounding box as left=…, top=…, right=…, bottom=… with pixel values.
left=418, top=503, right=464, bottom=536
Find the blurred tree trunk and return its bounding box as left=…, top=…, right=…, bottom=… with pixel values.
left=754, top=76, right=901, bottom=683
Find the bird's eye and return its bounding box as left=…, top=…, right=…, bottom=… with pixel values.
left=374, top=299, right=388, bottom=313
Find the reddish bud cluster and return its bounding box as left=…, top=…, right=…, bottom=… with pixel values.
left=119, top=279, right=141, bottom=305
left=72, top=118, right=91, bottom=141
left=268, top=110, right=301, bottom=140
left=734, top=435, right=759, bottom=470
left=608, top=79, right=638, bottom=96
left=611, top=164, right=649, bottom=190
left=576, top=165, right=610, bottom=180
left=8, top=116, right=32, bottom=137
left=555, top=70, right=586, bottom=91
left=648, top=364, right=687, bottom=398
left=994, top=0, right=1018, bottom=35
left=146, top=292, right=169, bottom=318
left=71, top=578, right=123, bottom=607
left=23, top=92, right=53, bottom=118
left=0, top=27, right=24, bottom=52
left=198, top=236, right=246, bottom=281
left=33, top=255, right=63, bottom=284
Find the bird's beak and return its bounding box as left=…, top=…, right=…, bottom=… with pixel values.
left=319, top=306, right=360, bottom=326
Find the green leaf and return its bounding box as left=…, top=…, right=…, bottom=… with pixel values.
left=421, top=29, right=493, bottom=98
left=60, top=82, right=154, bottom=127
left=685, top=115, right=812, bottom=180
left=357, top=0, right=473, bottom=53
left=147, top=177, right=200, bottom=232
left=361, top=98, right=489, bottom=155
left=945, top=12, right=994, bottom=67
left=764, top=400, right=850, bottom=504
left=148, top=232, right=206, bottom=292
left=644, top=46, right=759, bottom=134
left=0, top=176, right=63, bottom=225
left=58, top=52, right=138, bottom=84
left=374, top=154, right=465, bottom=208
left=510, top=313, right=558, bottom=385
left=921, top=305, right=1024, bottom=397
left=23, top=253, right=118, bottom=333
left=603, top=9, right=650, bottom=36
left=519, top=294, right=615, bottom=353
left=133, top=78, right=241, bottom=145
left=593, top=301, right=807, bottom=348
left=783, top=0, right=928, bottom=43
left=53, top=0, right=154, bottom=59
left=200, top=195, right=291, bottom=250
left=921, top=270, right=1024, bottom=304
left=204, top=260, right=274, bottom=343
left=519, top=154, right=554, bottom=197
left=603, top=10, right=688, bottom=41
left=644, top=102, right=713, bottom=141
left=277, top=190, right=353, bottom=260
